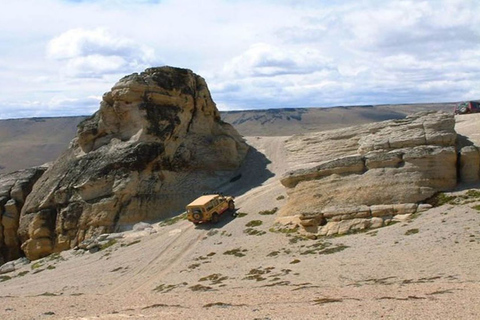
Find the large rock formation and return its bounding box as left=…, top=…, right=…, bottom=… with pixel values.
left=0, top=167, right=47, bottom=264
left=278, top=112, right=469, bottom=235
left=17, top=67, right=248, bottom=260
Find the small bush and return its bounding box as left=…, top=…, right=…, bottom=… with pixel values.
left=276, top=195, right=285, bottom=200
left=466, top=190, right=480, bottom=198
left=244, top=228, right=266, bottom=236
left=189, top=284, right=212, bottom=292
left=223, top=248, right=247, bottom=257
left=236, top=212, right=248, bottom=218
left=245, top=220, right=263, bottom=227
left=0, top=275, right=12, bottom=282
left=405, top=228, right=419, bottom=235
left=258, top=208, right=278, bottom=215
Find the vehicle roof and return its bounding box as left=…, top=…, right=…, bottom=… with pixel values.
left=186, top=194, right=220, bottom=207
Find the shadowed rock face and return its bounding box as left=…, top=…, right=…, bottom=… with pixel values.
left=18, top=67, right=248, bottom=260
left=0, top=167, right=47, bottom=264
left=278, top=112, right=470, bottom=235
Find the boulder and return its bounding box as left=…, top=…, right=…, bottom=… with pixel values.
left=279, top=112, right=459, bottom=235
left=18, top=67, right=248, bottom=260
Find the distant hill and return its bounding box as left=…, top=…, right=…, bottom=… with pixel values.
left=221, top=103, right=455, bottom=136
left=0, top=103, right=455, bottom=174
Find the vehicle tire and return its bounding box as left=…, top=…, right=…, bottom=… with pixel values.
left=459, top=105, right=468, bottom=114
left=193, top=213, right=202, bottom=220
left=211, top=213, right=219, bottom=224
left=228, top=200, right=235, bottom=211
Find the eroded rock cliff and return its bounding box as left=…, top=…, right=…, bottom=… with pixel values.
left=278, top=112, right=476, bottom=235
left=0, top=167, right=47, bottom=264
left=18, top=66, right=248, bottom=260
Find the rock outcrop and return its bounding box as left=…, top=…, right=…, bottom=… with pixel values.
left=0, top=167, right=47, bottom=264
left=278, top=112, right=464, bottom=235
left=17, top=66, right=248, bottom=260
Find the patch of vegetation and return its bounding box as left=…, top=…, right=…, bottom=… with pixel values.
left=100, top=239, right=117, bottom=250
left=269, top=224, right=299, bottom=235
left=430, top=193, right=457, bottom=206
left=31, top=261, right=44, bottom=270
left=188, top=263, right=201, bottom=270
left=245, top=220, right=263, bottom=227
left=189, top=284, right=212, bottom=292
left=159, top=213, right=187, bottom=226
left=46, top=265, right=56, bottom=270
left=223, top=248, right=248, bottom=257
left=243, top=267, right=275, bottom=281
left=203, top=302, right=238, bottom=308
left=38, top=292, right=58, bottom=296
left=320, top=245, right=349, bottom=255
left=366, top=231, right=378, bottom=237
left=258, top=208, right=278, bottom=215
left=244, top=228, right=266, bottom=236
left=199, top=273, right=228, bottom=285
left=236, top=212, right=248, bottom=218
left=154, top=282, right=188, bottom=293
left=290, top=259, right=301, bottom=264
left=472, top=205, right=480, bottom=211
left=300, top=241, right=331, bottom=255
left=276, top=195, right=285, bottom=200
left=207, top=230, right=219, bottom=236
left=466, top=190, right=480, bottom=198
left=111, top=267, right=123, bottom=272
left=405, top=228, right=419, bottom=236
left=267, top=251, right=280, bottom=257
left=47, top=253, right=65, bottom=262
left=0, top=275, right=11, bottom=282
left=262, top=281, right=291, bottom=287
left=288, top=235, right=308, bottom=244
left=206, top=252, right=216, bottom=257
left=313, top=297, right=343, bottom=305
left=220, top=230, right=232, bottom=237
left=17, top=271, right=29, bottom=277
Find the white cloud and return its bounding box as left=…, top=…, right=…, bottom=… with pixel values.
left=222, top=43, right=333, bottom=78
left=0, top=0, right=479, bottom=118
left=47, top=28, right=159, bottom=78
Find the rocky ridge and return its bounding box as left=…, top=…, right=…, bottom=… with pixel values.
left=278, top=112, right=478, bottom=235
left=14, top=67, right=248, bottom=260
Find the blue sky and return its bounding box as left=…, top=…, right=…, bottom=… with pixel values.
left=0, top=0, right=479, bottom=119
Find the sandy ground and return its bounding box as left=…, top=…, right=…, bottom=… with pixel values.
left=1, top=116, right=480, bottom=319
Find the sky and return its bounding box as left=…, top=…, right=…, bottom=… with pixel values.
left=0, top=0, right=479, bottom=119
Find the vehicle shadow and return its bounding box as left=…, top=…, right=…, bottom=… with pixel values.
left=192, top=209, right=239, bottom=229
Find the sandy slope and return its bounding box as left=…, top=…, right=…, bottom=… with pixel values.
left=1, top=122, right=480, bottom=319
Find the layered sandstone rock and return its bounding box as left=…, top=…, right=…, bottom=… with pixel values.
left=278, top=112, right=461, bottom=235
left=0, top=167, right=46, bottom=263
left=18, top=67, right=248, bottom=260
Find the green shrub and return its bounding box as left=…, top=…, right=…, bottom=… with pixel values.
left=245, top=220, right=263, bottom=227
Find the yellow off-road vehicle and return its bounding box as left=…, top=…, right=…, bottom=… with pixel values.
left=186, top=194, right=235, bottom=224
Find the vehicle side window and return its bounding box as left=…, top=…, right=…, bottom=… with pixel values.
left=206, top=201, right=214, bottom=211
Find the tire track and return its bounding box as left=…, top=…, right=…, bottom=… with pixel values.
left=106, top=222, right=206, bottom=294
